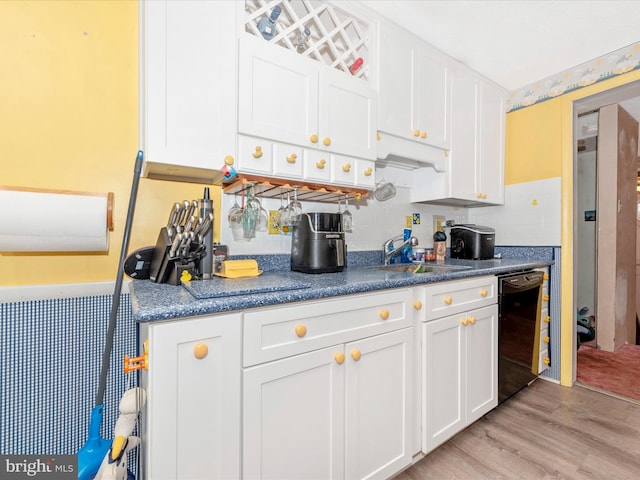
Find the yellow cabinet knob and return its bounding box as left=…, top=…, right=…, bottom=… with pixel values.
left=476, top=192, right=483, bottom=199
left=420, top=131, right=427, bottom=139
left=295, top=324, right=307, bottom=338
left=376, top=132, right=381, bottom=141
left=286, top=153, right=297, bottom=164
left=482, top=193, right=488, bottom=199
left=543, top=273, right=549, bottom=280
left=544, top=357, right=551, bottom=365
left=193, top=343, right=209, bottom=359
left=461, top=318, right=469, bottom=326
left=468, top=316, right=477, bottom=325
left=224, top=155, right=234, bottom=166
left=543, top=294, right=550, bottom=302
left=379, top=309, right=389, bottom=320
left=544, top=336, right=550, bottom=344
left=364, top=166, right=372, bottom=176
left=316, top=159, right=326, bottom=169
left=443, top=296, right=453, bottom=305
left=342, top=163, right=351, bottom=172
left=309, top=134, right=319, bottom=143
left=351, top=349, right=362, bottom=361
left=480, top=289, right=488, bottom=297
left=544, top=316, right=551, bottom=323
left=323, top=137, right=331, bottom=146
left=252, top=146, right=263, bottom=158
left=413, top=130, right=420, bottom=137
left=334, top=352, right=345, bottom=365
left=413, top=301, right=422, bottom=310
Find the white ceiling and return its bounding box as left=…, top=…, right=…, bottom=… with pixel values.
left=361, top=0, right=640, bottom=120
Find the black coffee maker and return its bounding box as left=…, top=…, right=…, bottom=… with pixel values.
left=291, top=212, right=346, bottom=273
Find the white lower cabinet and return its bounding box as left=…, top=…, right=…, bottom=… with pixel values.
left=415, top=277, right=498, bottom=454
left=242, top=290, right=414, bottom=480
left=139, top=313, right=242, bottom=480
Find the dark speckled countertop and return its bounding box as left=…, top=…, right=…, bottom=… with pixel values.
left=130, top=254, right=552, bottom=323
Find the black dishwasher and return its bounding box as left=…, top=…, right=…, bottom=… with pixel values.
left=498, top=270, right=544, bottom=403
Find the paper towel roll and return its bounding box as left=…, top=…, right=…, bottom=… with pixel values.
left=0, top=186, right=113, bottom=252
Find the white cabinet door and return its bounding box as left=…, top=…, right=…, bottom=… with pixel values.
left=422, top=313, right=465, bottom=453
left=238, top=35, right=319, bottom=150
left=478, top=81, right=506, bottom=205
left=238, top=35, right=375, bottom=164
left=142, top=0, right=237, bottom=182
left=377, top=22, right=451, bottom=151
left=320, top=67, right=376, bottom=160
left=140, top=313, right=242, bottom=480
left=414, top=50, right=451, bottom=151
left=243, top=346, right=345, bottom=480
left=345, top=328, right=413, bottom=480
left=422, top=303, right=498, bottom=453
left=449, top=66, right=479, bottom=201
left=465, top=305, right=498, bottom=424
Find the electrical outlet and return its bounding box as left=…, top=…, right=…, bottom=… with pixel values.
left=405, top=216, right=412, bottom=228
left=268, top=210, right=281, bottom=234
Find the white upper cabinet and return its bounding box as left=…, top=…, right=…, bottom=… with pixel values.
left=140, top=0, right=237, bottom=183
left=238, top=1, right=377, bottom=163
left=238, top=35, right=319, bottom=150
left=411, top=64, right=506, bottom=207
left=377, top=21, right=452, bottom=155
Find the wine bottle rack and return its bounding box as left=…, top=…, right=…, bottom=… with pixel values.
left=245, top=0, right=370, bottom=80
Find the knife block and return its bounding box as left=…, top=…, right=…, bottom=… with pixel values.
left=149, top=227, right=172, bottom=283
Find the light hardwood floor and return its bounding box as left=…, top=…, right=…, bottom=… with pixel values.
left=395, top=379, right=640, bottom=480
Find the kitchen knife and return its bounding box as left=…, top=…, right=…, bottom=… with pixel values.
left=169, top=233, right=183, bottom=258
left=179, top=231, right=193, bottom=256
left=184, top=200, right=198, bottom=226
left=184, top=215, right=196, bottom=234
left=198, top=212, right=214, bottom=242
left=166, top=202, right=182, bottom=240
left=175, top=200, right=191, bottom=233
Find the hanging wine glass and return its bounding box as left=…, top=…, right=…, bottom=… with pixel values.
left=255, top=193, right=269, bottom=232
left=280, top=191, right=292, bottom=235
left=227, top=193, right=241, bottom=225
left=242, top=185, right=257, bottom=239
left=228, top=193, right=247, bottom=242
left=288, top=186, right=302, bottom=223
left=342, top=195, right=353, bottom=233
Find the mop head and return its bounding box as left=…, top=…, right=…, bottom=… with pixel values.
left=94, top=387, right=147, bottom=480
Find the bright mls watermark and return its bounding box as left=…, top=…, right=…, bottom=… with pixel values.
left=0, top=455, right=76, bottom=479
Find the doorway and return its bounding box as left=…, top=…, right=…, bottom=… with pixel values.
left=574, top=83, right=640, bottom=400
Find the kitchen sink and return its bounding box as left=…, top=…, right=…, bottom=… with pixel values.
left=372, top=263, right=472, bottom=274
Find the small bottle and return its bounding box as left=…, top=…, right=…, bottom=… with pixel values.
left=257, top=5, right=282, bottom=41
left=296, top=28, right=311, bottom=53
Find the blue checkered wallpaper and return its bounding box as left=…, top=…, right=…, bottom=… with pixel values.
left=0, top=294, right=137, bottom=456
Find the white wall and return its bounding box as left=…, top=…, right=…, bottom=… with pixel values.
left=219, top=166, right=468, bottom=255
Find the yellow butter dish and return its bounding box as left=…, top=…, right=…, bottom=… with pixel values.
left=214, top=259, right=262, bottom=278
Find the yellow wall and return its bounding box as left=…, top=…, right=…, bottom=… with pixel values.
left=0, top=1, right=220, bottom=287
left=505, top=99, right=563, bottom=184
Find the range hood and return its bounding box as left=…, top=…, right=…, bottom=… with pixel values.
left=376, top=133, right=448, bottom=172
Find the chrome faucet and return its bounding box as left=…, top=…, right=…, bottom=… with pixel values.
left=383, top=234, right=419, bottom=265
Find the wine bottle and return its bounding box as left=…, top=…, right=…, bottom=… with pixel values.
left=296, top=27, right=311, bottom=53
left=257, top=5, right=282, bottom=41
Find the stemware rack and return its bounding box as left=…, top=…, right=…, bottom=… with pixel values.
left=223, top=174, right=368, bottom=202
left=244, top=0, right=370, bottom=81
